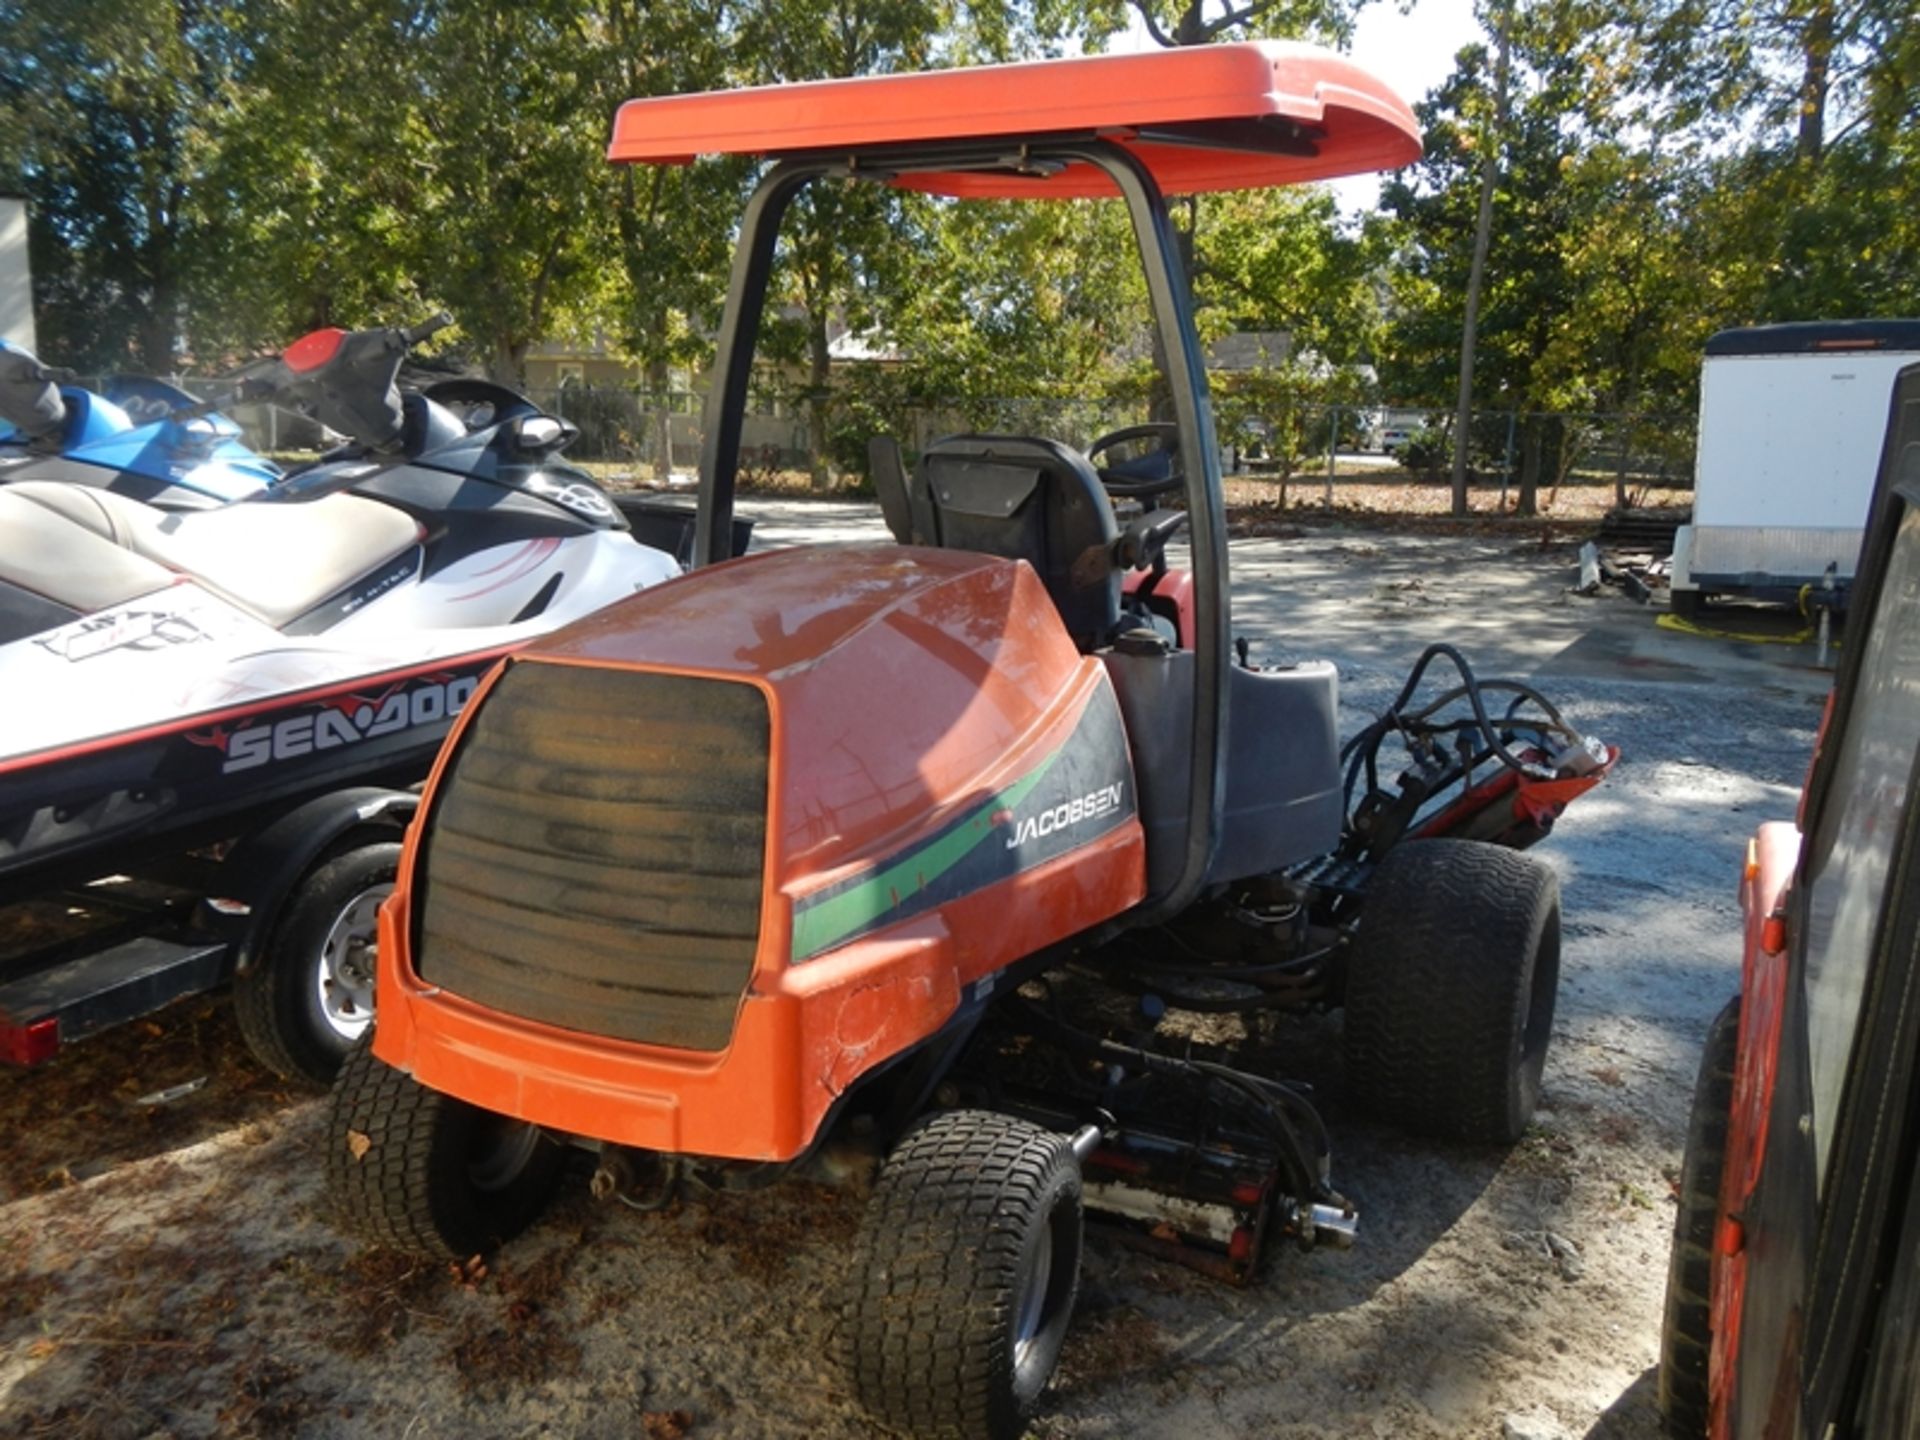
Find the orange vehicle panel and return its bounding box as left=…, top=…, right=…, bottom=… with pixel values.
left=374, top=547, right=1149, bottom=1161
left=607, top=42, right=1421, bottom=198
left=536, top=545, right=1117, bottom=883
left=1709, top=820, right=1801, bottom=1439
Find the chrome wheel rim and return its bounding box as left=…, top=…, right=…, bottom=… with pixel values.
left=468, top=1115, right=542, bottom=1192
left=1013, top=1222, right=1055, bottom=1370
left=313, top=885, right=391, bottom=1042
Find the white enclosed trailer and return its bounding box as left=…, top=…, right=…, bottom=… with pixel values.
left=1671, top=320, right=1920, bottom=614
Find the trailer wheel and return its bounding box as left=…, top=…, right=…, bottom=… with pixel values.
left=1658, top=996, right=1740, bottom=1438
left=1343, top=838, right=1561, bottom=1144
left=233, top=841, right=400, bottom=1086
left=844, top=1110, right=1083, bottom=1440
left=324, top=1038, right=564, bottom=1259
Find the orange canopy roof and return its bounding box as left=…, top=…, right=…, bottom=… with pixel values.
left=607, top=42, right=1421, bottom=199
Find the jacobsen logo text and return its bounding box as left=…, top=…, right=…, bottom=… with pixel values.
left=221, top=675, right=479, bottom=774
left=1004, top=782, right=1125, bottom=849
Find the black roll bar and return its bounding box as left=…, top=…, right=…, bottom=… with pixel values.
left=691, top=138, right=1230, bottom=923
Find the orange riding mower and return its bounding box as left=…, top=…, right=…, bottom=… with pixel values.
left=322, top=43, right=1615, bottom=1440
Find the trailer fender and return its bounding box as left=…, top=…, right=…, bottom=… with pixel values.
left=209, top=787, right=418, bottom=977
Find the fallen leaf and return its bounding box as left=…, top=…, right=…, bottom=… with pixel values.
left=642, top=1409, right=694, bottom=1440
left=346, top=1131, right=372, bottom=1161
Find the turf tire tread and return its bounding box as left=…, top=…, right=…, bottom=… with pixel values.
left=1658, top=996, right=1740, bottom=1439
left=1343, top=838, right=1561, bottom=1144
left=324, top=1040, right=561, bottom=1260
left=843, top=1110, right=1080, bottom=1440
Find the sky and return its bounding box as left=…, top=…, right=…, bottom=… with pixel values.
left=1329, top=0, right=1483, bottom=210
left=1113, top=0, right=1486, bottom=214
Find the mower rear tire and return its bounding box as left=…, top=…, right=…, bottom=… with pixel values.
left=1344, top=838, right=1562, bottom=1144
left=325, top=1039, right=564, bottom=1259
left=1658, top=996, right=1740, bottom=1438
left=234, top=841, right=399, bottom=1086
left=843, top=1110, right=1084, bottom=1440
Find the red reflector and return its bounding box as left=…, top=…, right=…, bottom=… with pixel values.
left=1230, top=1181, right=1266, bottom=1207
left=0, top=1015, right=59, bottom=1066
left=283, top=327, right=348, bottom=374
left=1229, top=1224, right=1254, bottom=1262
left=1761, top=914, right=1789, bottom=956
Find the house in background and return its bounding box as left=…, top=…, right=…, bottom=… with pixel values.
left=1, top=195, right=34, bottom=352
left=522, top=319, right=898, bottom=470
left=522, top=331, right=639, bottom=391
left=1207, top=329, right=1292, bottom=372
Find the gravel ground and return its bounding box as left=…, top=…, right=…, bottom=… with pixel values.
left=0, top=503, right=1830, bottom=1440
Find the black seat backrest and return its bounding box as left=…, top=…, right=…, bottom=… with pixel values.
left=868, top=434, right=917, bottom=544
left=917, top=434, right=1121, bottom=649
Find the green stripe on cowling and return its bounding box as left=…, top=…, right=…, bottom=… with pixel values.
left=788, top=757, right=1058, bottom=961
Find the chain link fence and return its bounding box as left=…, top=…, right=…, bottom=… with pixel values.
left=524, top=387, right=1697, bottom=509
left=92, top=376, right=1697, bottom=509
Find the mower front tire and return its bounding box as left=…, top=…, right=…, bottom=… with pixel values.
left=1343, top=838, right=1562, bottom=1144
left=1658, top=996, right=1740, bottom=1438
left=325, top=1039, right=564, bottom=1259
left=844, top=1110, right=1084, bottom=1440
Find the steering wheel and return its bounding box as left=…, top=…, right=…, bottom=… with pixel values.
left=1087, top=422, right=1184, bottom=499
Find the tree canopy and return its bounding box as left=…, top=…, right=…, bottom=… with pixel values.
left=1, top=0, right=1913, bottom=480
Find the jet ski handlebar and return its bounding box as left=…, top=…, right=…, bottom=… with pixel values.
left=0, top=341, right=72, bottom=443
left=222, top=314, right=455, bottom=453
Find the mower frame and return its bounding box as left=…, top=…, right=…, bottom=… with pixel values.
left=329, top=44, right=1619, bottom=1440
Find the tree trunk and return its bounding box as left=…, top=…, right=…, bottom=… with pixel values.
left=1515, top=417, right=1543, bottom=517
left=1797, top=0, right=1834, bottom=164
left=807, top=315, right=832, bottom=490
left=648, top=356, right=675, bottom=481
left=1613, top=415, right=1633, bottom=509
left=137, top=281, right=177, bottom=375
left=1451, top=3, right=1512, bottom=518
left=488, top=338, right=526, bottom=387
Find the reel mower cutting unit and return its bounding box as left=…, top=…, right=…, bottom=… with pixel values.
left=325, top=43, right=1616, bottom=1439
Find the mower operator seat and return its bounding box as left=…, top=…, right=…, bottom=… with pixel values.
left=915, top=434, right=1122, bottom=650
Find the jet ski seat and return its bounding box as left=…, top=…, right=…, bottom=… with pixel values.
left=0, top=487, right=177, bottom=611
left=5, top=481, right=422, bottom=628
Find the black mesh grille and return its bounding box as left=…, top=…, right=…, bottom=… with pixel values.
left=414, top=661, right=769, bottom=1051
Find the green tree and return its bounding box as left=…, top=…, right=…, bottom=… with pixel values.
left=886, top=195, right=1148, bottom=416
left=1194, top=185, right=1377, bottom=362
left=0, top=0, right=249, bottom=369
left=192, top=0, right=428, bottom=353
left=404, top=0, right=619, bottom=382
left=735, top=0, right=951, bottom=485
left=1376, top=5, right=1711, bottom=513
left=1081, top=0, right=1359, bottom=49
left=595, top=0, right=748, bottom=476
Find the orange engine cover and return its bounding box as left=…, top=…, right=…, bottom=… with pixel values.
left=373, top=545, right=1148, bottom=1162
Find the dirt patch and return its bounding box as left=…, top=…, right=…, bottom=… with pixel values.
left=1222, top=478, right=1690, bottom=525
left=692, top=1181, right=860, bottom=1285
left=312, top=1247, right=453, bottom=1357
left=1055, top=1301, right=1175, bottom=1392
left=0, top=996, right=292, bottom=1200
